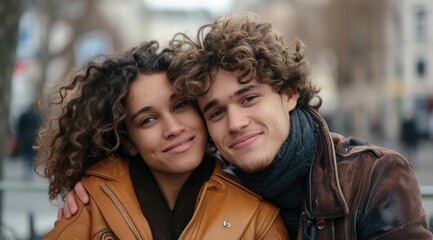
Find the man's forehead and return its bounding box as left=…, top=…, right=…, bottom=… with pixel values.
left=198, top=81, right=263, bottom=110
left=205, top=80, right=260, bottom=97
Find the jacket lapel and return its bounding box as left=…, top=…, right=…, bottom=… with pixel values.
left=305, top=108, right=349, bottom=219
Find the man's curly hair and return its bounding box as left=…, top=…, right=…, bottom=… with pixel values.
left=35, top=41, right=173, bottom=202
left=168, top=13, right=321, bottom=109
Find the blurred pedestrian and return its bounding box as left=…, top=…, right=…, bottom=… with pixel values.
left=400, top=112, right=419, bottom=167
left=17, top=102, right=41, bottom=180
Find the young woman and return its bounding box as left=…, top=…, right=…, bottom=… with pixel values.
left=35, top=41, right=287, bottom=239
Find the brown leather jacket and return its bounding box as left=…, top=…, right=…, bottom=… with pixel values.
left=44, top=158, right=288, bottom=240
left=299, top=108, right=432, bottom=239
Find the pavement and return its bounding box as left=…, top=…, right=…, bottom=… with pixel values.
left=1, top=157, right=57, bottom=240
left=1, top=139, right=433, bottom=239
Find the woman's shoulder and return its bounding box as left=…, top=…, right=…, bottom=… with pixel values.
left=192, top=157, right=283, bottom=239
left=207, top=157, right=267, bottom=204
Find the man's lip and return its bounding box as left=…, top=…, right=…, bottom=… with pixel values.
left=229, top=132, right=262, bottom=148
left=162, top=136, right=195, bottom=152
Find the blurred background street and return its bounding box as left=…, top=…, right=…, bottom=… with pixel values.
left=1, top=0, right=433, bottom=238
left=1, top=157, right=55, bottom=239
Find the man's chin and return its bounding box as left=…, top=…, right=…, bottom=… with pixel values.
left=237, top=159, right=272, bottom=174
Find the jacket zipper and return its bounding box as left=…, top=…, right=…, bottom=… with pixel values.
left=101, top=184, right=141, bottom=240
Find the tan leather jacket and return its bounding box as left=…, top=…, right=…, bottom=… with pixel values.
left=45, top=158, right=288, bottom=240
left=299, top=108, right=432, bottom=239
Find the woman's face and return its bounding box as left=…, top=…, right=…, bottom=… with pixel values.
left=125, top=73, right=208, bottom=176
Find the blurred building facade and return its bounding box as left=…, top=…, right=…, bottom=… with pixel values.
left=271, top=0, right=433, bottom=142
left=10, top=0, right=433, bottom=143
left=384, top=0, right=433, bottom=140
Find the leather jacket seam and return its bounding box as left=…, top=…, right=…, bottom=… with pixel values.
left=101, top=184, right=140, bottom=239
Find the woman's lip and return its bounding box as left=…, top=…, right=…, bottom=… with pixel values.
left=163, top=136, right=195, bottom=153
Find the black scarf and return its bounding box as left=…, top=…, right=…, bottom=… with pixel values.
left=130, top=154, right=215, bottom=240
left=234, top=108, right=319, bottom=236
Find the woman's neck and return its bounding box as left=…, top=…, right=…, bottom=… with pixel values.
left=150, top=169, right=193, bottom=210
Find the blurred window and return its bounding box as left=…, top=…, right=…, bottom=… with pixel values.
left=416, top=58, right=426, bottom=78
left=414, top=7, right=427, bottom=42
left=74, top=31, right=113, bottom=64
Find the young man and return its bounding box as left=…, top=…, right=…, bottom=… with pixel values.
left=167, top=14, right=432, bottom=239
left=64, top=14, right=432, bottom=239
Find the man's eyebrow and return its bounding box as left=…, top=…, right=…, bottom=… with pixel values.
left=202, top=99, right=218, bottom=114
left=234, top=84, right=258, bottom=96
left=201, top=84, right=259, bottom=114
left=130, top=106, right=152, bottom=121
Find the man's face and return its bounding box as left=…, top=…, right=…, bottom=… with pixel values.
left=197, top=69, right=297, bottom=173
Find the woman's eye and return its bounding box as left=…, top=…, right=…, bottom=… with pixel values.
left=139, top=117, right=156, bottom=126
left=174, top=100, right=191, bottom=111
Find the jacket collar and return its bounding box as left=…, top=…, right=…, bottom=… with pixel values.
left=305, top=108, right=349, bottom=219
left=83, top=157, right=153, bottom=238
left=86, top=157, right=128, bottom=180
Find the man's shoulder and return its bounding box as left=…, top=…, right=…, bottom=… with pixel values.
left=330, top=132, right=407, bottom=166
left=323, top=134, right=430, bottom=239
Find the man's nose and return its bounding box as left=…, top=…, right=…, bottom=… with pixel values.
left=227, top=108, right=249, bottom=133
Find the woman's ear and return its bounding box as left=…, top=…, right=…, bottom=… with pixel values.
left=123, top=139, right=138, bottom=156
left=127, top=145, right=138, bottom=156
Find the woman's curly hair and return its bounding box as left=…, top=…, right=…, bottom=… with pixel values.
left=35, top=41, right=173, bottom=202
left=168, top=13, right=321, bottom=109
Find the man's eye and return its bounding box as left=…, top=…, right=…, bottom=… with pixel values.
left=209, top=109, right=224, bottom=120
left=242, top=95, right=258, bottom=104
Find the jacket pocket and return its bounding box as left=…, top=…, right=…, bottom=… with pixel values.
left=97, top=229, right=119, bottom=240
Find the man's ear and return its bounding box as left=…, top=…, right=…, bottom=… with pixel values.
left=282, top=89, right=298, bottom=112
